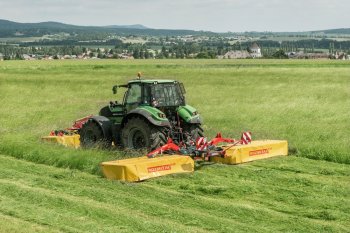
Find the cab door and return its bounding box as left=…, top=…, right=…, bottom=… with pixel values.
left=124, top=83, right=142, bottom=113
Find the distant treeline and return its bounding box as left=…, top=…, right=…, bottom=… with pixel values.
left=20, top=38, right=350, bottom=52
left=22, top=39, right=124, bottom=46
left=2, top=38, right=350, bottom=60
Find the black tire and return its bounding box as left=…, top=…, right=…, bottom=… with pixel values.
left=121, top=117, right=167, bottom=150
left=79, top=120, right=111, bottom=149
left=184, top=124, right=204, bottom=141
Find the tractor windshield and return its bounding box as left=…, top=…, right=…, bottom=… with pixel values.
left=151, top=83, right=185, bottom=107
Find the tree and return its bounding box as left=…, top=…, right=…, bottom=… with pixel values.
left=272, top=49, right=288, bottom=59
left=133, top=49, right=140, bottom=59
left=196, top=52, right=210, bottom=59
left=97, top=52, right=104, bottom=59
left=145, top=51, right=150, bottom=59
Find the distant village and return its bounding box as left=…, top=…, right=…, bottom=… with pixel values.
left=0, top=42, right=349, bottom=61
left=219, top=43, right=349, bottom=60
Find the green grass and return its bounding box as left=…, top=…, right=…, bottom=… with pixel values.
left=1, top=155, right=350, bottom=232
left=0, top=59, right=350, bottom=232
left=0, top=59, right=349, bottom=167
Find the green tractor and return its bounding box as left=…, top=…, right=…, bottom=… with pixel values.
left=79, top=76, right=203, bottom=150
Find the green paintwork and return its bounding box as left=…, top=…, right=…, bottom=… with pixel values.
left=137, top=105, right=168, bottom=123
left=110, top=105, right=123, bottom=113
left=177, top=105, right=199, bottom=123
left=109, top=105, right=124, bottom=124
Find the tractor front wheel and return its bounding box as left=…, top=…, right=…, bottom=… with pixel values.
left=121, top=118, right=166, bottom=150
left=79, top=120, right=111, bottom=149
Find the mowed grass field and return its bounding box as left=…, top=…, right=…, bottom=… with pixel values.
left=0, top=59, right=349, bottom=232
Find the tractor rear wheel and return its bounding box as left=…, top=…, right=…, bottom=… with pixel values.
left=79, top=120, right=111, bottom=149
left=121, top=118, right=167, bottom=150
left=184, top=124, right=204, bottom=141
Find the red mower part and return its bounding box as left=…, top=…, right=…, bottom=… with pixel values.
left=241, top=131, right=252, bottom=144
left=196, top=137, right=208, bottom=151
left=147, top=138, right=180, bottom=158
left=57, top=131, right=64, bottom=136
left=209, top=133, right=236, bottom=146
left=220, top=132, right=253, bottom=157
left=68, top=115, right=93, bottom=130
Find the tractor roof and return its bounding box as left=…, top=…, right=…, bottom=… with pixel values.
left=127, top=79, right=177, bottom=85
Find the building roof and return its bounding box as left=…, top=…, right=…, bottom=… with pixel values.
left=250, top=42, right=260, bottom=49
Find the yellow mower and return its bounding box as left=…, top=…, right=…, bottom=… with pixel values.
left=100, top=132, right=287, bottom=182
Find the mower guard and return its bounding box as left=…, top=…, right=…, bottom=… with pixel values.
left=101, top=155, right=194, bottom=182
left=211, top=140, right=288, bottom=164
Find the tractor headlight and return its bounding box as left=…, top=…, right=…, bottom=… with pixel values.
left=192, top=111, right=198, bottom=116
left=158, top=113, right=166, bottom=118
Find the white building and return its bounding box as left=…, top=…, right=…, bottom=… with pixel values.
left=250, top=42, right=262, bottom=58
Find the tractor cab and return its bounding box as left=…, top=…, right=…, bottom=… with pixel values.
left=112, top=80, right=186, bottom=113
left=148, top=81, right=186, bottom=108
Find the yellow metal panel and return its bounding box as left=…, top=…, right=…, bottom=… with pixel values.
left=101, top=155, right=194, bottom=182
left=211, top=140, right=288, bottom=165
left=41, top=135, right=80, bottom=148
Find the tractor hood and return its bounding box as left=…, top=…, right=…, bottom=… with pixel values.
left=177, top=105, right=202, bottom=124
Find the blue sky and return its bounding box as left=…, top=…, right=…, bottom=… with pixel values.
left=0, top=0, right=349, bottom=32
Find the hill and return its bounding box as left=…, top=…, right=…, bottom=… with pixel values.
left=104, top=24, right=149, bottom=29
left=0, top=19, right=215, bottom=38
left=312, top=28, right=350, bottom=35
left=1, top=19, right=350, bottom=40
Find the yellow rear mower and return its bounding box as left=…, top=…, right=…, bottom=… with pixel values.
left=100, top=132, right=287, bottom=182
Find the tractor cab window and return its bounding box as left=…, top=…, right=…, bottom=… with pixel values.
left=125, top=84, right=141, bottom=104
left=151, top=83, right=185, bottom=107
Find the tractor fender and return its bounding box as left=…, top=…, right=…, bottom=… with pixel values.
left=122, top=108, right=171, bottom=127
left=177, top=105, right=202, bottom=124
left=86, top=115, right=113, bottom=141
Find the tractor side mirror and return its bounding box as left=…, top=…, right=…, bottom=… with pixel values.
left=179, top=83, right=186, bottom=94
left=112, top=85, right=118, bottom=94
